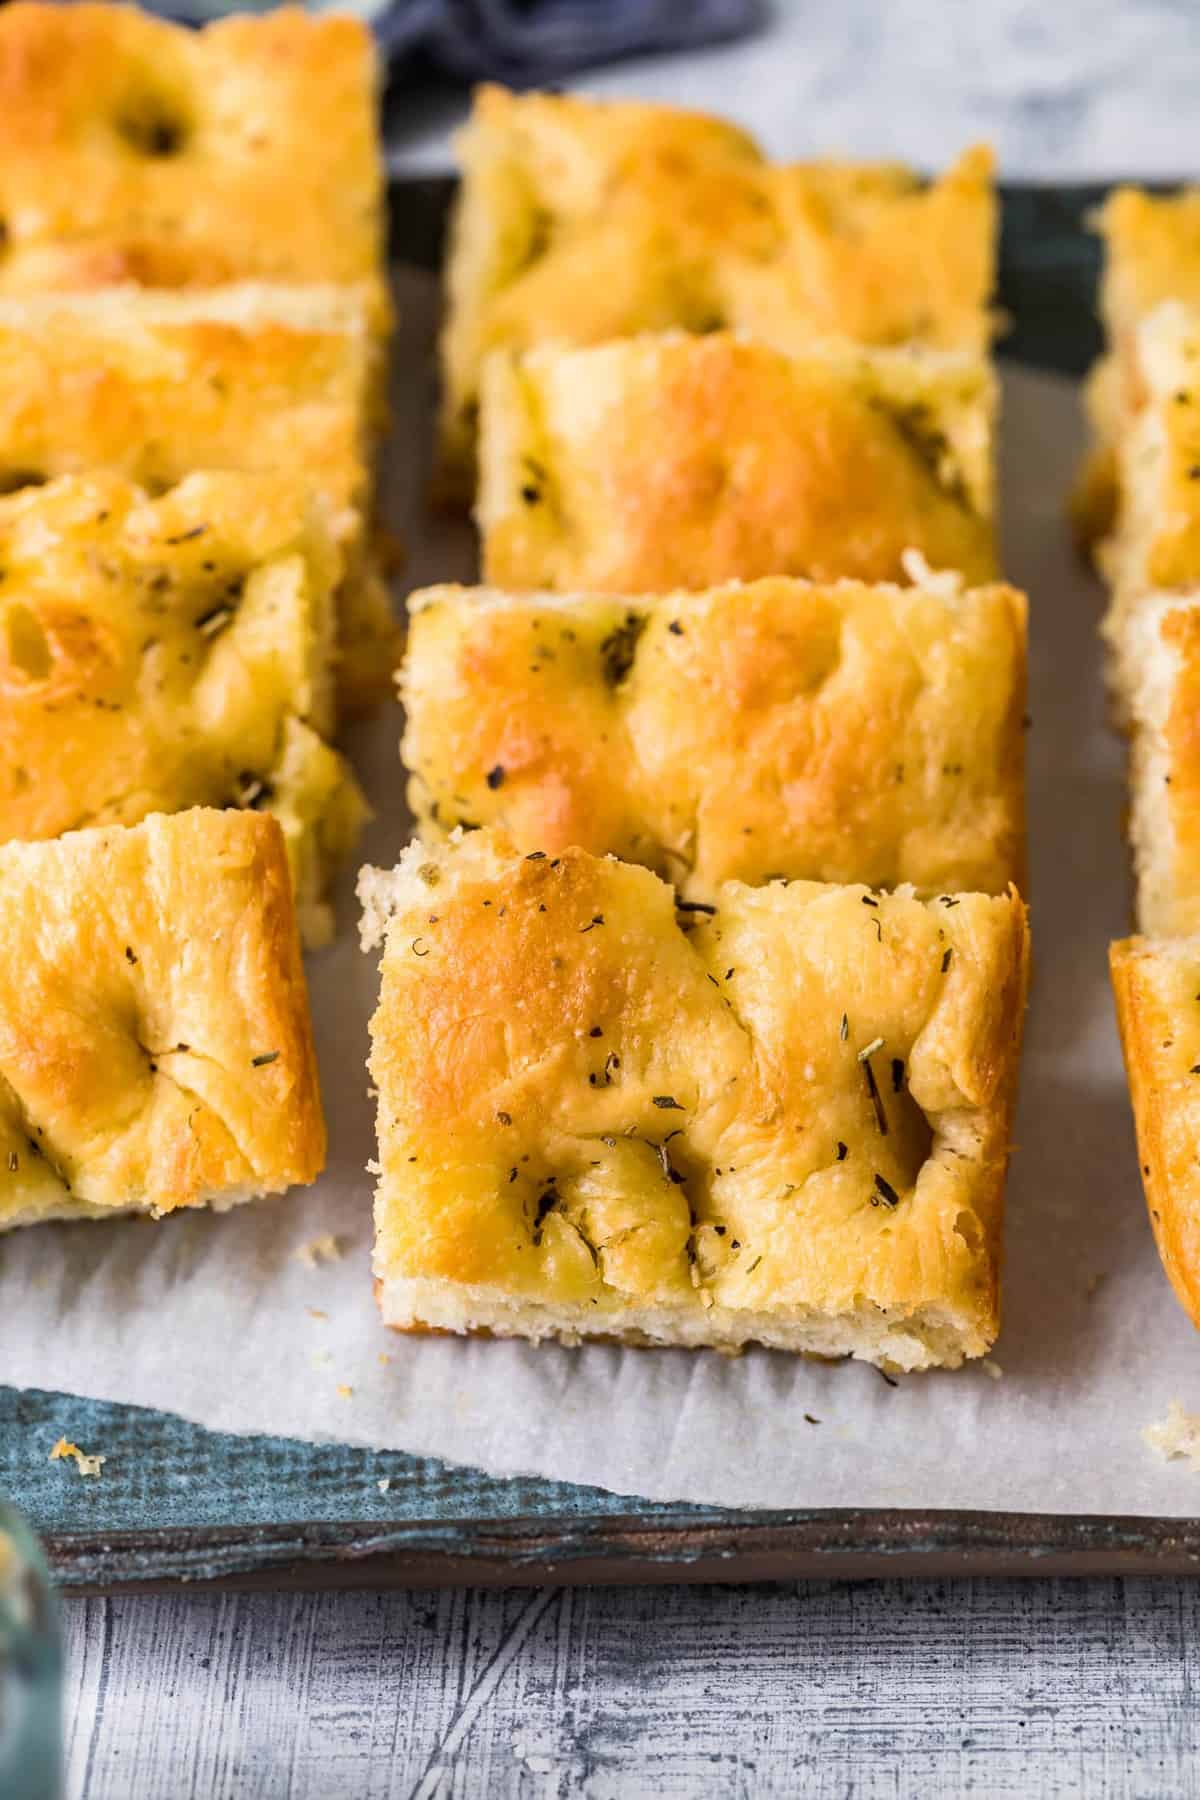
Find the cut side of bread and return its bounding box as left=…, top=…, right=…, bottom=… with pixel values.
left=401, top=573, right=1027, bottom=899
left=0, top=808, right=325, bottom=1230
left=361, top=832, right=1029, bottom=1371
left=1123, top=597, right=1200, bottom=935
left=1111, top=934, right=1200, bottom=1330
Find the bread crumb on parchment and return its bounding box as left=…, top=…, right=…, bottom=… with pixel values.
left=294, top=1233, right=343, bottom=1268
left=49, top=1437, right=105, bottom=1478
left=1144, top=1400, right=1200, bottom=1469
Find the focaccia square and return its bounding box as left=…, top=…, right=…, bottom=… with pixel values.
left=0, top=4, right=388, bottom=322
left=438, top=83, right=994, bottom=490
left=477, top=333, right=996, bottom=593
left=1100, top=303, right=1200, bottom=702
left=0, top=808, right=324, bottom=1231
left=1123, top=597, right=1200, bottom=935
left=0, top=284, right=397, bottom=712
left=401, top=573, right=1027, bottom=899
left=1077, top=189, right=1200, bottom=550
left=0, top=471, right=366, bottom=948
left=360, top=832, right=1029, bottom=1370
left=1111, top=934, right=1200, bottom=1330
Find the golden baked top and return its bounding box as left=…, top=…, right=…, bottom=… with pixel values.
left=0, top=4, right=386, bottom=304
left=362, top=832, right=1029, bottom=1367
left=0, top=285, right=371, bottom=523
left=0, top=283, right=395, bottom=709
left=477, top=332, right=996, bottom=593
left=438, top=83, right=994, bottom=483
left=402, top=575, right=1027, bottom=898
left=0, top=807, right=324, bottom=1230
left=1111, top=935, right=1200, bottom=1330
left=0, top=470, right=365, bottom=945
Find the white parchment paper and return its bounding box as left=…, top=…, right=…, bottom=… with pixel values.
left=1, top=273, right=1196, bottom=1514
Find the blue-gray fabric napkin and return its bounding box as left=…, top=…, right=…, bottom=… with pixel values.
left=146, top=0, right=765, bottom=82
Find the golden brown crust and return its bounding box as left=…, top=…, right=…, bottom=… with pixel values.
left=0, top=808, right=325, bottom=1229
left=1110, top=936, right=1200, bottom=1329
left=1098, top=188, right=1200, bottom=361
left=0, top=285, right=398, bottom=710
left=363, top=833, right=1029, bottom=1365
left=402, top=576, right=1027, bottom=898
left=1161, top=608, right=1200, bottom=924
left=0, top=4, right=387, bottom=320
left=477, top=333, right=996, bottom=593
left=437, top=83, right=994, bottom=488
left=0, top=470, right=365, bottom=946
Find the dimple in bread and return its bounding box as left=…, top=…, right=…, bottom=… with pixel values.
left=0, top=284, right=397, bottom=712
left=477, top=332, right=996, bottom=593
left=438, top=83, right=994, bottom=490
left=0, top=808, right=324, bottom=1231
left=0, top=4, right=388, bottom=324
left=0, top=470, right=366, bottom=948
left=1111, top=934, right=1200, bottom=1330
left=360, top=832, right=1030, bottom=1371
left=401, top=572, right=1027, bottom=899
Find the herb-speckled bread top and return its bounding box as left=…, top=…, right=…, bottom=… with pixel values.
left=401, top=573, right=1027, bottom=901
left=360, top=831, right=1029, bottom=1371
left=0, top=808, right=325, bottom=1230
left=477, top=332, right=997, bottom=594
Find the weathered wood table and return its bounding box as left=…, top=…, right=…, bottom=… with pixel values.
left=63, top=1579, right=1200, bottom=1796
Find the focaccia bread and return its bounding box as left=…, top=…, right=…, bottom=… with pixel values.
left=0, top=808, right=324, bottom=1231
left=1111, top=934, right=1200, bottom=1329
left=1123, top=598, right=1200, bottom=935
left=1100, top=304, right=1200, bottom=703
left=1077, top=188, right=1200, bottom=551
left=402, top=573, right=1027, bottom=898
left=0, top=4, right=388, bottom=323
left=360, top=832, right=1030, bottom=1370
left=438, top=83, right=994, bottom=490
left=477, top=332, right=996, bottom=592
left=0, top=471, right=366, bottom=947
left=0, top=284, right=397, bottom=711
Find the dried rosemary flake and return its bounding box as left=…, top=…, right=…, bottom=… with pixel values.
left=652, top=1095, right=684, bottom=1110
left=862, top=1059, right=888, bottom=1136
left=857, top=1036, right=884, bottom=1062
left=485, top=764, right=505, bottom=790
left=251, top=1050, right=279, bottom=1068
left=873, top=1173, right=901, bottom=1208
